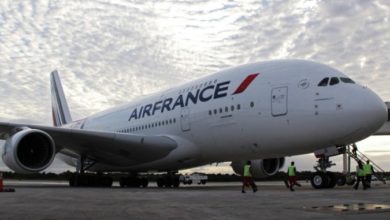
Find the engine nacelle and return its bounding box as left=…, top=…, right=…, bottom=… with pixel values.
left=231, top=158, right=285, bottom=178
left=2, top=128, right=56, bottom=173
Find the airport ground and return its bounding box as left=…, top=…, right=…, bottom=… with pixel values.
left=1, top=180, right=389, bottom=220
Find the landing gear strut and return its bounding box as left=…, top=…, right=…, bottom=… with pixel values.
left=310, top=145, right=359, bottom=189
left=69, top=154, right=113, bottom=187
left=119, top=173, right=149, bottom=188
left=157, top=172, right=180, bottom=188
left=310, top=146, right=344, bottom=189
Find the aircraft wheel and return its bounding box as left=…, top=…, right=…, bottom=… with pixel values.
left=141, top=178, right=149, bottom=188
left=346, top=175, right=356, bottom=186
left=336, top=175, right=346, bottom=186
left=157, top=178, right=164, bottom=188
left=310, top=172, right=328, bottom=189
left=326, top=172, right=337, bottom=188
left=173, top=177, right=180, bottom=188
left=164, top=177, right=173, bottom=188
left=69, top=175, right=76, bottom=187
left=119, top=178, right=126, bottom=187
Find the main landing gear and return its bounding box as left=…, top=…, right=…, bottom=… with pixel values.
left=156, top=172, right=180, bottom=188
left=119, top=172, right=180, bottom=188
left=69, top=155, right=113, bottom=187
left=119, top=174, right=149, bottom=188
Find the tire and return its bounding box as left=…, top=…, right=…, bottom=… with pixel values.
left=336, top=175, right=346, bottom=186
left=157, top=178, right=164, bottom=188
left=165, top=177, right=173, bottom=188
left=310, top=172, right=329, bottom=189
left=119, top=178, right=126, bottom=187
left=346, top=175, right=356, bottom=186
left=326, top=172, right=337, bottom=188
left=173, top=177, right=180, bottom=188
left=201, top=180, right=207, bottom=185
left=104, top=176, right=113, bottom=187
left=141, top=178, right=149, bottom=188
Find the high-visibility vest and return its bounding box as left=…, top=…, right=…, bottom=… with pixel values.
left=243, top=165, right=251, bottom=177
left=357, top=167, right=365, bottom=177
left=363, top=164, right=373, bottom=175
left=288, top=166, right=296, bottom=176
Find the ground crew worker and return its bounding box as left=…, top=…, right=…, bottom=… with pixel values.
left=287, top=161, right=301, bottom=191
left=0, top=172, right=3, bottom=192
left=354, top=161, right=367, bottom=190
left=352, top=144, right=358, bottom=157
left=242, top=161, right=257, bottom=193
left=363, top=160, right=374, bottom=188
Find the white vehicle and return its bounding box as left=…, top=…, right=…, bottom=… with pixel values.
left=180, top=173, right=208, bottom=185
left=0, top=60, right=387, bottom=188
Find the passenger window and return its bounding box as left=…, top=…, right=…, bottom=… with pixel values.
left=329, top=77, right=339, bottom=86
left=340, top=77, right=355, bottom=84
left=318, top=78, right=329, bottom=87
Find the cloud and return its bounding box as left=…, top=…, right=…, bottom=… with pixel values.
left=0, top=0, right=390, bottom=173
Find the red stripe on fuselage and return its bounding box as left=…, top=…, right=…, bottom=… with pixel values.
left=233, top=73, right=260, bottom=95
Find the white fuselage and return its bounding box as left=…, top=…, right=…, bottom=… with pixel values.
left=60, top=60, right=387, bottom=172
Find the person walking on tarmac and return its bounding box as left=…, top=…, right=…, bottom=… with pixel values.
left=242, top=161, right=258, bottom=193
left=364, top=160, right=374, bottom=188
left=287, top=161, right=301, bottom=191
left=354, top=161, right=367, bottom=190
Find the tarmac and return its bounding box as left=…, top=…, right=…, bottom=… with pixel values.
left=0, top=180, right=389, bottom=220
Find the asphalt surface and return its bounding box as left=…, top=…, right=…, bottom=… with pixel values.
left=0, top=180, right=389, bottom=220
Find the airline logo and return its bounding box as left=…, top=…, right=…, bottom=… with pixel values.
left=128, top=73, right=259, bottom=121
left=233, top=73, right=259, bottom=94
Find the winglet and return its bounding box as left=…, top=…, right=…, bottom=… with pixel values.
left=51, top=70, right=72, bottom=126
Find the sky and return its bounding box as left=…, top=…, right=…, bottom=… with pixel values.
left=0, top=0, right=390, bottom=174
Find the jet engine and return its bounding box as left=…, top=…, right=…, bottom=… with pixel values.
left=2, top=128, right=56, bottom=173
left=231, top=158, right=285, bottom=178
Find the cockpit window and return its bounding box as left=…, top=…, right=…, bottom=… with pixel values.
left=329, top=77, right=339, bottom=86
left=340, top=77, right=355, bottom=84
left=318, top=77, right=329, bottom=87
left=318, top=77, right=355, bottom=87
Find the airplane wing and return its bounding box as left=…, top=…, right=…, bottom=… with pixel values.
left=0, top=122, right=177, bottom=166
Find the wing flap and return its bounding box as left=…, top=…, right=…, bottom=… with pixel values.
left=0, top=122, right=177, bottom=166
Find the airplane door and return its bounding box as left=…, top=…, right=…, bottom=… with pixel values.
left=180, top=107, right=191, bottom=132
left=271, top=86, right=288, bottom=116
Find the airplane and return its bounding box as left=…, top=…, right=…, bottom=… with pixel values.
left=0, top=59, right=387, bottom=188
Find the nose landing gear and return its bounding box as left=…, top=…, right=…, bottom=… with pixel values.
left=310, top=146, right=354, bottom=189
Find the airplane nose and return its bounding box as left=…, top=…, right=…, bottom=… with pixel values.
left=352, top=88, right=387, bottom=134
left=332, top=87, right=387, bottom=145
